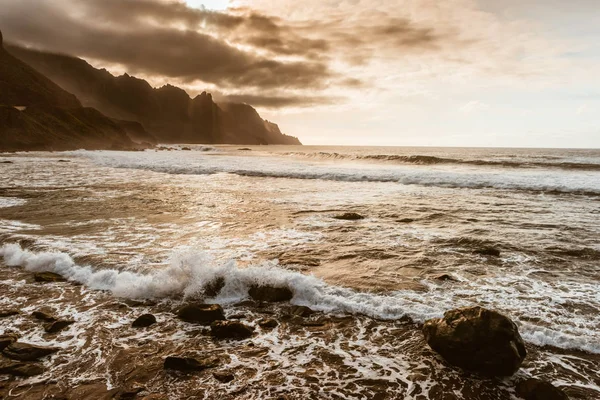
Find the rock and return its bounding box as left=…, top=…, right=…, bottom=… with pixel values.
left=115, top=387, right=145, bottom=399
left=433, top=274, right=459, bottom=282
left=0, top=309, right=19, bottom=318
left=163, top=356, right=219, bottom=372
left=290, top=305, right=314, bottom=317
left=423, top=306, right=526, bottom=376
left=238, top=148, right=252, bottom=151
left=0, top=335, right=18, bottom=351
left=57, top=159, right=70, bottom=163
left=333, top=213, right=365, bottom=221
left=0, top=360, right=45, bottom=377
left=132, top=314, right=157, bottom=328
left=32, top=310, right=57, bottom=321
left=258, top=318, right=279, bottom=329
left=211, top=320, right=254, bottom=340
left=3, top=342, right=60, bottom=361
left=33, top=272, right=66, bottom=283
left=396, top=218, right=415, bottom=223
left=0, top=160, right=14, bottom=164
left=204, top=277, right=225, bottom=297
left=176, top=304, right=225, bottom=325
left=213, top=371, right=235, bottom=383
left=249, top=285, right=293, bottom=302
left=516, top=378, right=569, bottom=400
left=44, top=320, right=75, bottom=333
left=474, top=247, right=501, bottom=257
left=181, top=147, right=191, bottom=151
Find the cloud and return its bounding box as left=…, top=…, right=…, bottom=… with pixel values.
left=459, top=100, right=490, bottom=114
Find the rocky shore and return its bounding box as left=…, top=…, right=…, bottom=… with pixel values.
left=0, top=262, right=589, bottom=400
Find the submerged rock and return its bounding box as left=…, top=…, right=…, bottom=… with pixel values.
left=32, top=310, right=57, bottom=322
left=204, top=277, right=225, bottom=298
left=132, top=314, right=157, bottom=328
left=164, top=356, right=219, bottom=372
left=213, top=371, right=235, bottom=383
left=0, top=360, right=45, bottom=377
left=334, top=212, right=365, bottom=221
left=423, top=306, right=526, bottom=376
left=473, top=247, right=501, bottom=257
left=176, top=304, right=225, bottom=325
left=211, top=320, right=255, bottom=340
left=258, top=318, right=279, bottom=329
left=33, top=272, right=66, bottom=283
left=3, top=342, right=60, bottom=361
left=249, top=285, right=293, bottom=302
left=433, top=274, right=459, bottom=282
left=44, top=320, right=75, bottom=333
left=516, top=378, right=569, bottom=400
left=0, top=309, right=19, bottom=318
left=289, top=305, right=314, bottom=317
left=0, top=335, right=18, bottom=351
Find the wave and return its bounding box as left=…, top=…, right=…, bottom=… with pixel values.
left=72, top=151, right=600, bottom=197
left=281, top=151, right=600, bottom=171
left=2, top=243, right=599, bottom=354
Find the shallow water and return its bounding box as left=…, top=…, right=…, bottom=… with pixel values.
left=0, top=146, right=599, bottom=399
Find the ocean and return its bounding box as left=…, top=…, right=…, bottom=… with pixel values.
left=1, top=145, right=599, bottom=399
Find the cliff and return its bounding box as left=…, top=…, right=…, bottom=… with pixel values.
left=7, top=45, right=302, bottom=145
left=0, top=31, right=145, bottom=151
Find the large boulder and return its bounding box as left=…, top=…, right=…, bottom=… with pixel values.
left=211, top=320, right=254, bottom=340
left=3, top=342, right=60, bottom=361
left=176, top=304, right=225, bottom=325
left=248, top=285, right=293, bottom=302
left=423, top=306, right=527, bottom=376
left=516, top=379, right=569, bottom=400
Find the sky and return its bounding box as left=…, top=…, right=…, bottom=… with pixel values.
left=1, top=0, right=599, bottom=147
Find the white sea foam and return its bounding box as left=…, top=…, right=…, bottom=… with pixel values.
left=2, top=243, right=599, bottom=354
left=0, top=197, right=27, bottom=208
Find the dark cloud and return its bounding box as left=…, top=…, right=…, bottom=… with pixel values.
left=0, top=0, right=451, bottom=105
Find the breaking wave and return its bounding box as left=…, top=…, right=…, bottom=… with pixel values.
left=2, top=243, right=599, bottom=354
left=281, top=151, right=600, bottom=171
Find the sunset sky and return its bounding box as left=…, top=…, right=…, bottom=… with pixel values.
left=1, top=0, right=599, bottom=147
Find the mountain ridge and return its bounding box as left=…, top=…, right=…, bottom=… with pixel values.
left=6, top=44, right=302, bottom=145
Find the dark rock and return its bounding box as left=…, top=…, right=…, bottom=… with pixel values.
left=0, top=309, right=19, bottom=318
left=44, top=320, right=75, bottom=333
left=132, top=314, right=157, bottom=328
left=516, top=378, right=569, bottom=400
left=396, top=218, right=415, bottom=223
left=249, top=285, right=293, bottom=302
left=3, top=342, right=60, bottom=361
left=181, top=147, right=191, bottom=151
left=204, top=277, right=225, bottom=297
left=434, top=274, right=459, bottom=282
left=176, top=304, right=225, bottom=325
left=33, top=272, right=66, bottom=283
left=57, top=159, right=70, bottom=163
left=123, top=299, right=156, bottom=307
left=211, top=320, right=254, bottom=340
left=115, top=386, right=145, bottom=399
left=258, top=318, right=279, bottom=329
left=163, top=356, right=219, bottom=372
left=333, top=213, right=365, bottom=221
left=32, top=310, right=57, bottom=322
left=238, top=148, right=252, bottom=151
left=423, top=306, right=526, bottom=376
left=213, top=371, right=235, bottom=383
left=290, top=305, right=314, bottom=317
left=0, top=160, right=13, bottom=164
left=0, top=335, right=18, bottom=351
left=474, top=247, right=501, bottom=257
left=0, top=360, right=45, bottom=377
